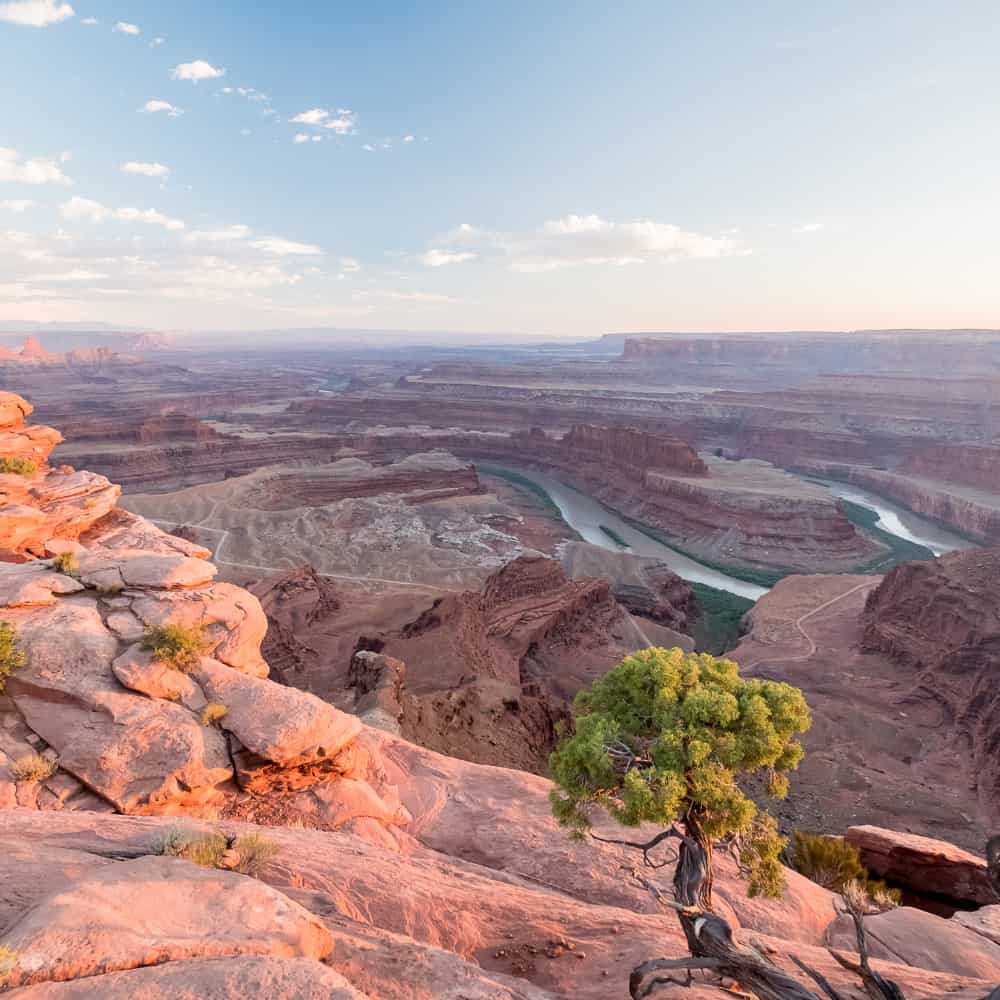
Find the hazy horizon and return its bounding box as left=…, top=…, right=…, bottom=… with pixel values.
left=3, top=1, right=1000, bottom=336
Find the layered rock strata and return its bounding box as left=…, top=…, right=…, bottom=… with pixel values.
left=861, top=548, right=1000, bottom=819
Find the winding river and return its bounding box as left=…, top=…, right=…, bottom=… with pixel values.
left=813, top=478, right=975, bottom=556
left=486, top=465, right=768, bottom=601
left=487, top=465, right=977, bottom=603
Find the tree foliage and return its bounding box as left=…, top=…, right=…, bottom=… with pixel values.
left=549, top=646, right=811, bottom=899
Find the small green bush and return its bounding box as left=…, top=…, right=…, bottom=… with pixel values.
left=97, top=582, right=123, bottom=597
left=0, top=622, right=25, bottom=694
left=233, top=833, right=279, bottom=876
left=9, top=751, right=57, bottom=782
left=52, top=552, right=80, bottom=578
left=0, top=456, right=37, bottom=476
left=788, top=831, right=865, bottom=890
left=158, top=827, right=228, bottom=868
left=156, top=827, right=278, bottom=877
left=141, top=623, right=206, bottom=672
left=788, top=831, right=902, bottom=906
left=200, top=703, right=227, bottom=727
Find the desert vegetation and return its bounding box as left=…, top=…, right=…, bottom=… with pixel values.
left=51, top=551, right=80, bottom=578
left=787, top=831, right=900, bottom=906
left=8, top=751, right=57, bottom=783
left=0, top=622, right=24, bottom=693
left=200, top=702, right=227, bottom=727
left=0, top=456, right=37, bottom=476
left=158, top=827, right=279, bottom=876
left=141, top=623, right=206, bottom=672
left=548, top=645, right=932, bottom=999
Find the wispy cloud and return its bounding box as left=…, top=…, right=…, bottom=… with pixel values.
left=139, top=99, right=183, bottom=117
left=421, top=248, right=477, bottom=268
left=293, top=134, right=322, bottom=144
left=112, top=20, right=139, bottom=35
left=250, top=237, right=322, bottom=256
left=60, top=196, right=185, bottom=231
left=170, top=60, right=225, bottom=83
left=184, top=225, right=252, bottom=243
left=424, top=214, right=747, bottom=273
left=792, top=222, right=824, bottom=233
left=0, top=199, right=36, bottom=213
left=121, top=161, right=170, bottom=178
left=0, top=0, right=74, bottom=27
left=0, top=147, right=72, bottom=185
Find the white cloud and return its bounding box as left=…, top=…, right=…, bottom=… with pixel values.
left=402, top=135, right=415, bottom=143
left=80, top=15, right=96, bottom=24
left=140, top=99, right=183, bottom=117
left=421, top=215, right=745, bottom=273
left=0, top=0, right=73, bottom=27
left=170, top=60, right=225, bottom=82
left=150, top=36, right=164, bottom=47
left=0, top=200, right=35, bottom=213
left=250, top=237, right=323, bottom=256
left=184, top=225, right=251, bottom=243
left=323, top=111, right=356, bottom=134
left=338, top=257, right=361, bottom=272
left=421, top=248, right=477, bottom=268
left=0, top=147, right=72, bottom=185
left=121, top=161, right=170, bottom=178
left=115, top=207, right=184, bottom=231
left=290, top=108, right=329, bottom=125
left=291, top=107, right=357, bottom=135
left=112, top=20, right=139, bottom=35
left=793, top=222, right=824, bottom=233
left=292, top=133, right=322, bottom=144
left=60, top=197, right=184, bottom=230
left=59, top=196, right=109, bottom=222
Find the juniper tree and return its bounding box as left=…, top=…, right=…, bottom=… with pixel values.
left=550, top=646, right=819, bottom=998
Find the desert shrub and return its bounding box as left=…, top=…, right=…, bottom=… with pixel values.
left=0, top=456, right=37, bottom=476
left=200, top=702, right=227, bottom=727
left=83, top=498, right=97, bottom=510
left=96, top=582, right=123, bottom=596
left=0, top=622, right=25, bottom=694
left=156, top=827, right=278, bottom=877
left=788, top=831, right=865, bottom=890
left=789, top=831, right=901, bottom=907
left=51, top=551, right=80, bottom=578
left=141, top=623, right=206, bottom=672
left=158, top=827, right=228, bottom=868
left=9, top=751, right=57, bottom=782
left=233, top=833, right=279, bottom=875
left=0, top=944, right=17, bottom=985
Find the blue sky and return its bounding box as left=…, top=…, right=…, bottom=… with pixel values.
left=1, top=1, right=999, bottom=335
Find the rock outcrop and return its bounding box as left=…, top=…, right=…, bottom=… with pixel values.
left=846, top=825, right=997, bottom=910
left=0, top=393, right=407, bottom=836
left=0, top=393, right=119, bottom=557
left=862, top=548, right=1000, bottom=819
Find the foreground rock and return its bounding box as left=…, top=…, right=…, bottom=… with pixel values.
left=847, top=825, right=997, bottom=910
